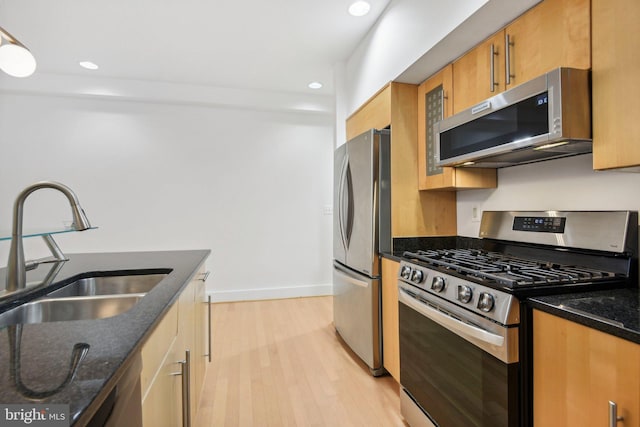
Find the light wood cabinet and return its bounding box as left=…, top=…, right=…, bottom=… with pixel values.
left=417, top=65, right=497, bottom=190
left=141, top=304, right=181, bottom=427
left=141, top=268, right=210, bottom=427
left=503, top=0, right=590, bottom=89
left=381, top=257, right=400, bottom=382
left=592, top=0, right=640, bottom=170
left=533, top=309, right=640, bottom=427
left=452, top=31, right=506, bottom=114
left=452, top=0, right=590, bottom=114
left=347, top=82, right=457, bottom=238
left=192, top=273, right=210, bottom=414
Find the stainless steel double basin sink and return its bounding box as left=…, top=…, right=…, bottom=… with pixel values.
left=0, top=273, right=168, bottom=328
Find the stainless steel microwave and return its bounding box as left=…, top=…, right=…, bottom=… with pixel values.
left=435, top=67, right=591, bottom=168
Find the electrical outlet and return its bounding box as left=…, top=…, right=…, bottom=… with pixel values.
left=323, top=205, right=333, bottom=216
left=471, top=205, right=481, bottom=223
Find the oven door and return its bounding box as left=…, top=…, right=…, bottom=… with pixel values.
left=398, top=282, right=520, bottom=427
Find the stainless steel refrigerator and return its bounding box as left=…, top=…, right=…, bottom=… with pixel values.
left=333, top=128, right=390, bottom=376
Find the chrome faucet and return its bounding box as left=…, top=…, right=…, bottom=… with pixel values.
left=5, top=181, right=91, bottom=292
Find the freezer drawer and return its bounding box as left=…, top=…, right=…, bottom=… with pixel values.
left=332, top=261, right=383, bottom=375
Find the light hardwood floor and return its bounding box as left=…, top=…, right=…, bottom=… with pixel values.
left=195, top=296, right=406, bottom=427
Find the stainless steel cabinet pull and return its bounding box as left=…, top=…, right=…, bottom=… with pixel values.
left=505, top=33, right=514, bottom=85
left=181, top=350, right=192, bottom=427
left=609, top=401, right=624, bottom=426
left=171, top=351, right=192, bottom=427
left=199, top=270, right=210, bottom=282
left=490, top=43, right=498, bottom=92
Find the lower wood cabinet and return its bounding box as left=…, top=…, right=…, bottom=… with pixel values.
left=140, top=303, right=181, bottom=427
left=140, top=268, right=210, bottom=427
left=381, top=257, right=400, bottom=382
left=533, top=309, right=640, bottom=427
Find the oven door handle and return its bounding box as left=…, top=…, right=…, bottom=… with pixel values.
left=399, top=287, right=505, bottom=347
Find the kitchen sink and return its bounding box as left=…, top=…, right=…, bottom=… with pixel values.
left=0, top=294, right=145, bottom=327
left=45, top=273, right=168, bottom=298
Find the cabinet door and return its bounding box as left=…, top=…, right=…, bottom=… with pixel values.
left=142, top=335, right=182, bottom=427
left=452, top=30, right=505, bottom=114
left=381, top=258, right=400, bottom=381
left=346, top=84, right=391, bottom=140
left=592, top=0, right=640, bottom=170
left=504, top=0, right=590, bottom=89
left=178, top=280, right=197, bottom=421
left=418, top=65, right=455, bottom=190
left=533, top=309, right=640, bottom=427
left=192, top=271, right=210, bottom=414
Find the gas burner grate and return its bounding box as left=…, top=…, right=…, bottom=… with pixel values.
left=403, top=249, right=617, bottom=287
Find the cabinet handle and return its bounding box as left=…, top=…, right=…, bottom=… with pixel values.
left=206, top=295, right=212, bottom=363
left=609, top=401, right=624, bottom=427
left=199, top=270, right=210, bottom=282
left=440, top=88, right=447, bottom=120
left=172, top=351, right=192, bottom=427
left=181, top=350, right=192, bottom=427
left=505, top=33, right=514, bottom=85
left=490, top=43, right=499, bottom=92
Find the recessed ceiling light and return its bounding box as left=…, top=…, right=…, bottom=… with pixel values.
left=348, top=1, right=371, bottom=17
left=79, top=61, right=99, bottom=70
left=308, top=81, right=323, bottom=89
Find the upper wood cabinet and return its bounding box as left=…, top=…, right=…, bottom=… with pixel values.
left=452, top=0, right=590, bottom=114
left=592, top=0, right=640, bottom=170
left=504, top=0, right=590, bottom=89
left=452, top=31, right=506, bottom=114
left=418, top=65, right=497, bottom=190
left=347, top=82, right=457, bottom=238
left=533, top=309, right=640, bottom=427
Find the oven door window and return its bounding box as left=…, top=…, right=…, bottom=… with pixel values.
left=399, top=302, right=519, bottom=427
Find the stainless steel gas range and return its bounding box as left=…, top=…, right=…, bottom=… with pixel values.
left=398, top=211, right=638, bottom=427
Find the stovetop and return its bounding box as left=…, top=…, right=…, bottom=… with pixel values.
left=402, top=248, right=621, bottom=289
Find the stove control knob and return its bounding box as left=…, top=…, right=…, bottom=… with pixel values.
left=477, top=292, right=495, bottom=312
left=411, top=269, right=424, bottom=284
left=400, top=265, right=412, bottom=280
left=457, top=285, right=473, bottom=303
left=431, top=276, right=446, bottom=292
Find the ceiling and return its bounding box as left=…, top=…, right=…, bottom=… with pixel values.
left=0, top=0, right=392, bottom=95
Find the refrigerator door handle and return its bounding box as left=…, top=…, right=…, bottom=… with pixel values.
left=338, top=157, right=354, bottom=250
left=334, top=265, right=370, bottom=289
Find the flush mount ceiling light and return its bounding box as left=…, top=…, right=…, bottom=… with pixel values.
left=308, top=81, right=323, bottom=89
left=79, top=61, right=99, bottom=70
left=348, top=1, right=371, bottom=17
left=0, top=26, right=36, bottom=78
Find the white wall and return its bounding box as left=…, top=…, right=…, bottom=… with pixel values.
left=344, top=0, right=488, bottom=115
left=457, top=154, right=640, bottom=237
left=0, top=90, right=335, bottom=302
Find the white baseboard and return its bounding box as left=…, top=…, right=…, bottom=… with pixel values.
left=207, top=283, right=333, bottom=303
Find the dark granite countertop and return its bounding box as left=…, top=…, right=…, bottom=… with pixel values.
left=0, top=250, right=210, bottom=426
left=528, top=288, right=640, bottom=345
